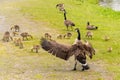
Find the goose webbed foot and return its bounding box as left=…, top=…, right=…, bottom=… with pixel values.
left=81, top=65, right=90, bottom=71
left=72, top=68, right=76, bottom=71
left=81, top=68, right=85, bottom=71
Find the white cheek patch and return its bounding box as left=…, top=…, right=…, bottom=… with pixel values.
left=82, top=63, right=88, bottom=66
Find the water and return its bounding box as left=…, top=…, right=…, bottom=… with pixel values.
left=99, top=0, right=120, bottom=11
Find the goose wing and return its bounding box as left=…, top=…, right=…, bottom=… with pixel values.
left=40, top=38, right=72, bottom=60
left=69, top=41, right=95, bottom=59
left=40, top=38, right=95, bottom=60
left=64, top=20, right=75, bottom=26
left=83, top=41, right=95, bottom=59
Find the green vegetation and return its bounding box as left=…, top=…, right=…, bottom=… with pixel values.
left=0, top=0, right=120, bottom=80
left=18, top=0, right=120, bottom=79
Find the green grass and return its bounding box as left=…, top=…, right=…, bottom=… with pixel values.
left=14, top=0, right=120, bottom=79
left=1, top=0, right=120, bottom=80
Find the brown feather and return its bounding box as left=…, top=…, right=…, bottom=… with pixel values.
left=41, top=38, right=71, bottom=60
left=83, top=41, right=95, bottom=59
left=40, top=38, right=95, bottom=60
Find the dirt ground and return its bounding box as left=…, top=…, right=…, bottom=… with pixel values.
left=0, top=0, right=114, bottom=80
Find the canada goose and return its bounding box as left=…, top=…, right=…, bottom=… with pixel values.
left=20, top=32, right=33, bottom=41
left=63, top=9, right=75, bottom=30
left=104, top=35, right=110, bottom=41
left=86, top=31, right=93, bottom=39
left=40, top=28, right=95, bottom=71
left=10, top=25, right=20, bottom=32
left=12, top=31, right=19, bottom=36
left=63, top=32, right=72, bottom=39
left=31, top=45, right=40, bottom=53
left=57, top=34, right=63, bottom=39
left=86, top=22, right=98, bottom=30
left=107, top=47, right=112, bottom=52
left=14, top=38, right=24, bottom=49
left=2, top=31, right=13, bottom=42
left=44, top=33, right=52, bottom=40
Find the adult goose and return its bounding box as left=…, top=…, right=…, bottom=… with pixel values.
left=40, top=28, right=95, bottom=71
left=63, top=9, right=75, bottom=30
left=86, top=22, right=98, bottom=30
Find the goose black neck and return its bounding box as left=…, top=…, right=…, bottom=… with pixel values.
left=63, top=9, right=67, bottom=20
left=87, top=22, right=90, bottom=25
left=77, top=29, right=81, bottom=40
left=64, top=12, right=67, bottom=20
